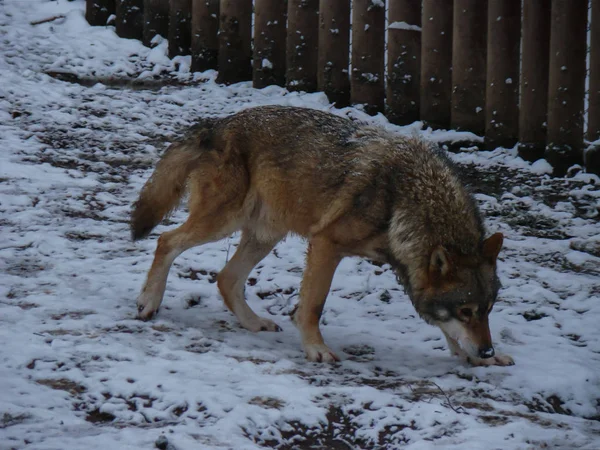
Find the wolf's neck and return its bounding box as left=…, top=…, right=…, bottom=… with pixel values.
left=387, top=209, right=482, bottom=268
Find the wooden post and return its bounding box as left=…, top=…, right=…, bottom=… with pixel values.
left=253, top=0, right=287, bottom=88
left=588, top=0, right=600, bottom=143
left=191, top=0, right=220, bottom=72
left=451, top=0, right=487, bottom=134
left=169, top=0, right=192, bottom=57
left=588, top=0, right=600, bottom=175
left=217, top=0, right=252, bottom=84
left=287, top=0, right=319, bottom=92
left=518, top=0, right=551, bottom=161
left=115, top=0, right=144, bottom=40
left=586, top=147, right=600, bottom=175
left=420, top=0, right=452, bottom=129
left=86, top=0, right=116, bottom=26
left=351, top=0, right=386, bottom=115
left=484, top=0, right=520, bottom=149
left=546, top=1, right=587, bottom=175
left=318, top=0, right=351, bottom=107
left=387, top=1, right=421, bottom=125
left=143, top=0, right=169, bottom=46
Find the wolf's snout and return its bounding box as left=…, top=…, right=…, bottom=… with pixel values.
left=478, top=347, right=495, bottom=359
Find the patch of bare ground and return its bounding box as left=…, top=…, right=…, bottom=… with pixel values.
left=459, top=400, right=568, bottom=429
left=4, top=258, right=47, bottom=277
left=64, top=231, right=106, bottom=241
left=179, top=268, right=218, bottom=283
left=458, top=162, right=599, bottom=221
left=42, top=329, right=83, bottom=337
left=37, top=378, right=87, bottom=395
left=84, top=409, right=116, bottom=424
left=0, top=412, right=32, bottom=429
left=245, top=404, right=417, bottom=450
left=43, top=70, right=201, bottom=90
left=51, top=310, right=95, bottom=320
left=249, top=396, right=286, bottom=410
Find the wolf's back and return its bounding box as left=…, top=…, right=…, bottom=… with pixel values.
left=130, top=120, right=216, bottom=241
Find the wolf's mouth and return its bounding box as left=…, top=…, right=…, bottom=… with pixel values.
left=437, top=318, right=481, bottom=357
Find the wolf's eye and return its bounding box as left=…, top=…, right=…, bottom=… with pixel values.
left=459, top=308, right=473, bottom=318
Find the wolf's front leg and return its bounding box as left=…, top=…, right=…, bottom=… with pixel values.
left=442, top=331, right=514, bottom=367
left=292, top=237, right=342, bottom=363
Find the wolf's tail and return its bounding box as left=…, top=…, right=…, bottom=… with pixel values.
left=130, top=120, right=216, bottom=241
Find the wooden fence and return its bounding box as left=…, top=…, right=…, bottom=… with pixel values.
left=85, top=0, right=600, bottom=176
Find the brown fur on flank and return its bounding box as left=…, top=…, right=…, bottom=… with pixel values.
left=131, top=106, right=513, bottom=367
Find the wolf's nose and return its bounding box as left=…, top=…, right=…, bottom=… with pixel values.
left=479, top=347, right=495, bottom=359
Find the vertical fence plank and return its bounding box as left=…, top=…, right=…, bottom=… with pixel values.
left=116, top=0, right=144, bottom=39
left=86, top=0, right=116, bottom=26
left=518, top=0, right=551, bottom=161
left=253, top=0, right=287, bottom=88
left=318, top=0, right=351, bottom=107
left=588, top=0, right=600, bottom=142
left=485, top=0, right=520, bottom=149
left=217, top=0, right=252, bottom=84
left=420, top=0, right=452, bottom=129
left=546, top=1, right=587, bottom=175
left=588, top=0, right=600, bottom=175
left=191, top=0, right=220, bottom=72
left=351, top=0, right=386, bottom=115
left=387, top=1, right=421, bottom=125
left=169, top=0, right=192, bottom=57
left=143, top=0, right=169, bottom=46
left=451, top=0, right=487, bottom=134
left=287, top=0, right=319, bottom=92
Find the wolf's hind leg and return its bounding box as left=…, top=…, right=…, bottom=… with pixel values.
left=217, top=230, right=283, bottom=332
left=291, top=236, right=342, bottom=363
left=137, top=216, right=238, bottom=320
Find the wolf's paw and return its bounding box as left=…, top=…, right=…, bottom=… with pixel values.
left=136, top=294, right=161, bottom=321
left=304, top=344, right=339, bottom=363
left=137, top=304, right=158, bottom=321
left=468, top=353, right=515, bottom=367
left=490, top=354, right=515, bottom=366
left=241, top=317, right=282, bottom=333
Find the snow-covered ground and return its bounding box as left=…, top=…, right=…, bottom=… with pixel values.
left=1, top=1, right=600, bottom=449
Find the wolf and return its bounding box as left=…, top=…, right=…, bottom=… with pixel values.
left=131, top=105, right=513, bottom=367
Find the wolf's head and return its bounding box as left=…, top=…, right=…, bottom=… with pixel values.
left=407, top=233, right=504, bottom=360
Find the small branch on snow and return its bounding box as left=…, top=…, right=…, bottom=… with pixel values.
left=430, top=381, right=467, bottom=414
left=139, top=411, right=152, bottom=424
left=30, top=15, right=66, bottom=26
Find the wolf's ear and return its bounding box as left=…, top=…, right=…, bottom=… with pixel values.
left=429, top=246, right=451, bottom=280
left=483, top=232, right=503, bottom=263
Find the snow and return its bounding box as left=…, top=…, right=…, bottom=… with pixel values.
left=530, top=159, right=554, bottom=175
left=1, top=1, right=600, bottom=449
left=388, top=22, right=422, bottom=32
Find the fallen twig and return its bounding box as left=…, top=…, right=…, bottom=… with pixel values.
left=30, top=15, right=65, bottom=26
left=430, top=381, right=467, bottom=414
